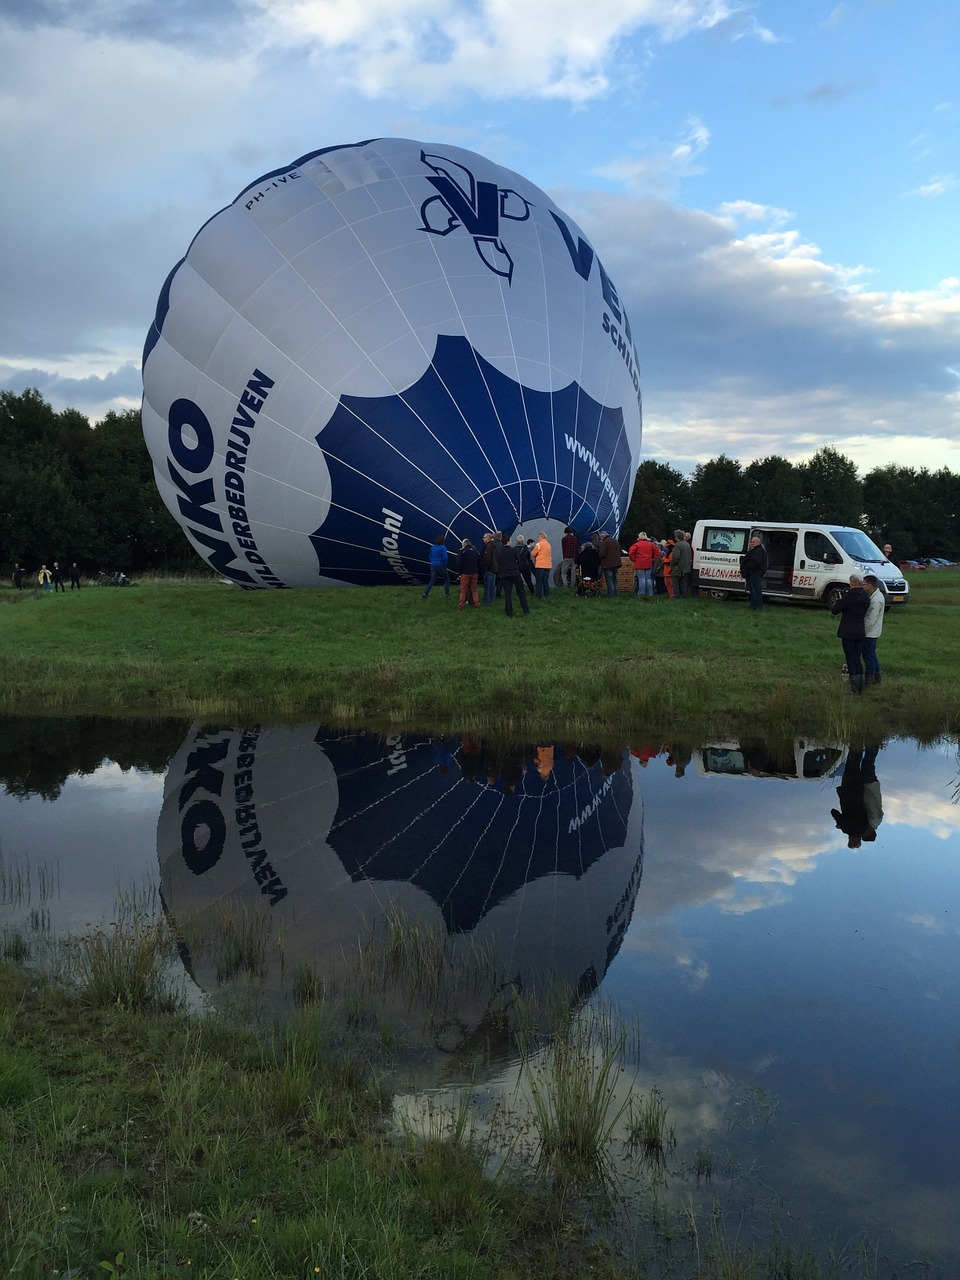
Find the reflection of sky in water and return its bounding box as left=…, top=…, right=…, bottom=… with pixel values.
left=0, top=766, right=163, bottom=930
left=2, top=729, right=959, bottom=1268
left=606, top=737, right=960, bottom=1264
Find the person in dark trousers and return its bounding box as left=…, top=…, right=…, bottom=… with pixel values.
left=559, top=526, right=578, bottom=588
left=69, top=562, right=82, bottom=590
left=739, top=535, right=768, bottom=610
left=575, top=539, right=601, bottom=590
left=516, top=537, right=536, bottom=593
left=421, top=534, right=450, bottom=599
left=455, top=538, right=481, bottom=610
left=862, top=574, right=884, bottom=685
left=12, top=564, right=24, bottom=589
left=480, top=533, right=499, bottom=605
left=831, top=574, right=870, bottom=694
left=52, top=562, right=66, bottom=592
left=497, top=534, right=530, bottom=617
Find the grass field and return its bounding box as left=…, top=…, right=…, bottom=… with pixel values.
left=1, top=569, right=958, bottom=741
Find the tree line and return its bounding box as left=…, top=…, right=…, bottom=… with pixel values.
left=621, top=449, right=960, bottom=560
left=2, top=388, right=957, bottom=576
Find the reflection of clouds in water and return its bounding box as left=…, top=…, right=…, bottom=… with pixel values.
left=789, top=1131, right=960, bottom=1260
left=905, top=912, right=949, bottom=934
left=883, top=788, right=959, bottom=839
left=72, top=763, right=165, bottom=795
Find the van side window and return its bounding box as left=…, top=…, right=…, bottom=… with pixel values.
left=703, top=527, right=747, bottom=554
left=804, top=531, right=834, bottom=561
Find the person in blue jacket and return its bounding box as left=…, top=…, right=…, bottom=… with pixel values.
left=421, top=534, right=450, bottom=599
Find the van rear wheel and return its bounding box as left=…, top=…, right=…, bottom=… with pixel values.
left=708, top=589, right=728, bottom=601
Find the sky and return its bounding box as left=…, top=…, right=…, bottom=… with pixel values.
left=1, top=0, right=957, bottom=476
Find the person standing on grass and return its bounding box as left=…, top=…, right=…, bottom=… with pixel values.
left=455, top=538, right=481, bottom=611
left=498, top=534, right=530, bottom=618
left=37, top=564, right=53, bottom=592
left=52, top=562, right=66, bottom=593
left=628, top=531, right=659, bottom=597
left=739, top=535, right=768, bottom=611
left=670, top=528, right=692, bottom=598
left=559, top=526, right=578, bottom=588
left=481, top=532, right=499, bottom=605
left=69, top=562, right=82, bottom=590
left=598, top=531, right=623, bottom=597
left=421, top=534, right=450, bottom=599
left=517, top=537, right=536, bottom=593
left=831, top=574, right=870, bottom=694
left=882, top=543, right=899, bottom=568
left=862, top=574, right=884, bottom=686
left=12, top=563, right=24, bottom=589
left=532, top=531, right=552, bottom=599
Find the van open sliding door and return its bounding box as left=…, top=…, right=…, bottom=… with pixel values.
left=753, top=527, right=799, bottom=595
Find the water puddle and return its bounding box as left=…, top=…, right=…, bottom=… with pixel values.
left=2, top=716, right=958, bottom=1274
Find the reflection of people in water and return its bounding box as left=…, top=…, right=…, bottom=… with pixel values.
left=665, top=742, right=693, bottom=778
left=831, top=745, right=883, bottom=848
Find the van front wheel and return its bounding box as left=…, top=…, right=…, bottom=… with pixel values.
left=823, top=585, right=845, bottom=610
left=708, top=589, right=729, bottom=601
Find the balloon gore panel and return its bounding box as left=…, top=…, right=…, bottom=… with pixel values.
left=142, top=138, right=643, bottom=587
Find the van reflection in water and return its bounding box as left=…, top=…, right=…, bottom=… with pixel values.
left=158, top=726, right=644, bottom=1071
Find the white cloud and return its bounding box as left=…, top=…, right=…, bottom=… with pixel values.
left=254, top=0, right=750, bottom=101
left=904, top=173, right=958, bottom=199
left=556, top=189, right=960, bottom=467
left=594, top=117, right=711, bottom=195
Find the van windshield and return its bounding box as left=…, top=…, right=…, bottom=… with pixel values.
left=828, top=529, right=886, bottom=562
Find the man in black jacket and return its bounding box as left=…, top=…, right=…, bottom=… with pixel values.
left=497, top=534, right=530, bottom=617
left=831, top=574, right=870, bottom=694
left=739, top=535, right=768, bottom=610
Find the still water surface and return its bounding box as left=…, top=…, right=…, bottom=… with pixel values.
left=2, top=717, right=958, bottom=1273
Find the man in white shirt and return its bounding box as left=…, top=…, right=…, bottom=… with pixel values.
left=862, top=574, right=884, bottom=686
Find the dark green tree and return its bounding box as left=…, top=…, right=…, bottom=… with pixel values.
left=619, top=460, right=693, bottom=541
left=799, top=447, right=862, bottom=525
left=688, top=454, right=748, bottom=520
left=743, top=455, right=803, bottom=519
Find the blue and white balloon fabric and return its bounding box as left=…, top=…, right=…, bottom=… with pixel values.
left=142, top=138, right=642, bottom=587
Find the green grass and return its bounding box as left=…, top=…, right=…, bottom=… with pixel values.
left=2, top=570, right=958, bottom=740
left=0, top=959, right=639, bottom=1280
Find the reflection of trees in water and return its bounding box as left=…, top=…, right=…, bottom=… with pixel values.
left=0, top=714, right=186, bottom=800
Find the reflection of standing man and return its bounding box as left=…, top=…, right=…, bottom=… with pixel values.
left=739, top=535, right=768, bottom=611
left=862, top=574, right=884, bottom=686
left=831, top=574, right=870, bottom=694
left=831, top=746, right=883, bottom=848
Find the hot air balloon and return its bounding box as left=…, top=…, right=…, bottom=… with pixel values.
left=142, top=138, right=642, bottom=588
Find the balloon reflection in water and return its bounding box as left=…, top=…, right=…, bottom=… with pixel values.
left=159, top=725, right=644, bottom=1068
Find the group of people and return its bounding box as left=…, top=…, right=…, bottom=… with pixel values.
left=421, top=529, right=574, bottom=616
left=419, top=526, right=707, bottom=613
left=830, top=573, right=885, bottom=693
left=12, top=562, right=82, bottom=592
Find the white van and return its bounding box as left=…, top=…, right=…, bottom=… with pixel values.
left=692, top=519, right=910, bottom=608
left=694, top=738, right=847, bottom=781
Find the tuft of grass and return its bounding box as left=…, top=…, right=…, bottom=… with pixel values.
left=523, top=1011, right=631, bottom=1191
left=62, top=893, right=181, bottom=1013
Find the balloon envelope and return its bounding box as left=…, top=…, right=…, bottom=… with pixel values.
left=142, top=138, right=642, bottom=587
